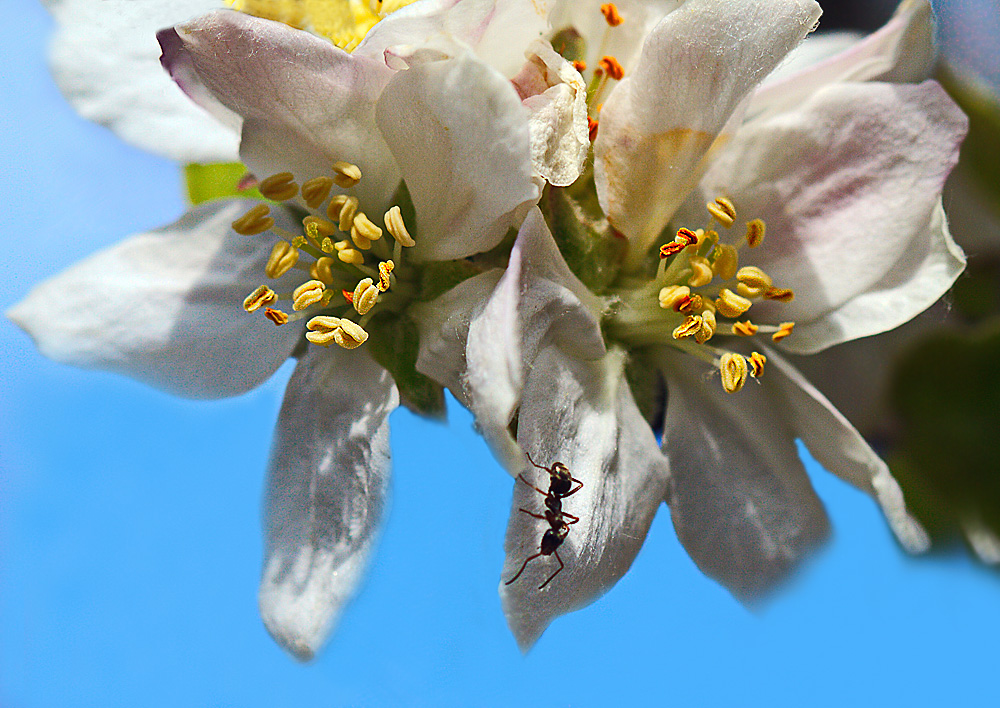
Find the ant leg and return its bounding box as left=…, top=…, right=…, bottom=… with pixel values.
left=538, top=550, right=565, bottom=589
left=564, top=478, right=585, bottom=497
left=561, top=511, right=580, bottom=524
left=518, top=508, right=546, bottom=520
left=524, top=450, right=551, bottom=473
left=505, top=552, right=543, bottom=586
left=515, top=473, right=547, bottom=497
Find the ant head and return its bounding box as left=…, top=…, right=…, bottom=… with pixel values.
left=551, top=462, right=571, bottom=480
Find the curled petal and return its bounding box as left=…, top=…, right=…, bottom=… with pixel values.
left=260, top=346, right=398, bottom=660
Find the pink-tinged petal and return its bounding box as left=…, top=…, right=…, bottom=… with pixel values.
left=501, top=347, right=669, bottom=651
left=751, top=0, right=936, bottom=120
left=594, top=0, right=821, bottom=258
left=695, top=81, right=967, bottom=353
left=260, top=346, right=397, bottom=661
left=7, top=200, right=306, bottom=399
left=46, top=0, right=239, bottom=163
left=660, top=349, right=830, bottom=604
left=375, top=53, right=538, bottom=261
left=159, top=10, right=400, bottom=213
left=357, top=0, right=554, bottom=77
left=763, top=348, right=929, bottom=553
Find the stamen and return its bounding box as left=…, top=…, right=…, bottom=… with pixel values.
left=310, top=257, right=336, bottom=285
left=337, top=196, right=360, bottom=232
left=338, top=247, right=365, bottom=265
left=687, top=256, right=713, bottom=288
left=771, top=321, right=795, bottom=342
left=292, top=280, right=325, bottom=311
left=707, top=197, right=736, bottom=228
left=265, top=241, right=300, bottom=278
left=303, top=216, right=338, bottom=238
left=672, top=315, right=702, bottom=340
left=353, top=212, right=383, bottom=246
left=327, top=194, right=350, bottom=222
left=597, top=55, right=625, bottom=81
left=301, top=176, right=335, bottom=209
left=306, top=315, right=368, bottom=349
left=600, top=3, right=624, bottom=26
left=711, top=244, right=739, bottom=280
left=748, top=351, right=767, bottom=377
left=764, top=287, right=795, bottom=303
left=232, top=204, right=274, bottom=235
left=745, top=218, right=766, bottom=248
left=352, top=278, right=380, bottom=315
left=715, top=288, right=752, bottom=318
left=736, top=266, right=773, bottom=299
left=573, top=60, right=587, bottom=73
left=377, top=260, right=394, bottom=292
left=731, top=320, right=759, bottom=337
left=264, top=307, right=289, bottom=326
left=695, top=309, right=716, bottom=344
left=658, top=285, right=690, bottom=311
left=243, top=285, right=276, bottom=312
left=332, top=161, right=363, bottom=188
left=588, top=116, right=599, bottom=142
left=384, top=206, right=415, bottom=247
left=720, top=352, right=748, bottom=393
left=351, top=229, right=373, bottom=251
left=259, top=172, right=299, bottom=201
left=677, top=293, right=703, bottom=314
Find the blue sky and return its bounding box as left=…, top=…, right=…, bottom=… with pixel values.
left=3, top=2, right=1000, bottom=706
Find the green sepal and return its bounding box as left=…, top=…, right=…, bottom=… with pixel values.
left=366, top=310, right=447, bottom=420
left=624, top=349, right=666, bottom=433
left=184, top=162, right=264, bottom=205
left=888, top=318, right=1000, bottom=550
left=416, top=260, right=484, bottom=301
left=550, top=27, right=586, bottom=64
left=542, top=184, right=625, bottom=293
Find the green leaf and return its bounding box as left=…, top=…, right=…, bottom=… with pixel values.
left=542, top=184, right=625, bottom=293
left=366, top=311, right=446, bottom=420
left=184, top=162, right=264, bottom=205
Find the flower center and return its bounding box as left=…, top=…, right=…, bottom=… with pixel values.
left=229, top=0, right=419, bottom=50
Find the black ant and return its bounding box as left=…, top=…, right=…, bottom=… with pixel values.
left=505, top=452, right=584, bottom=590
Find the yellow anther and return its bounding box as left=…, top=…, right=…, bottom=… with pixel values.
left=748, top=351, right=767, bottom=378
left=687, top=256, right=714, bottom=288
left=736, top=266, right=773, bottom=299
left=745, top=218, right=766, bottom=248
left=598, top=55, right=625, bottom=81
left=600, top=3, right=624, bottom=26
left=334, top=239, right=351, bottom=251
left=707, top=196, right=736, bottom=228
left=764, top=287, right=795, bottom=303
left=259, top=172, right=299, bottom=201
left=332, top=161, right=363, bottom=188
left=712, top=244, right=739, bottom=280
left=695, top=309, right=716, bottom=344
left=264, top=307, right=289, bottom=326
left=377, top=260, right=394, bottom=292
left=672, top=315, right=703, bottom=340
left=265, top=241, right=299, bottom=279
left=232, top=204, right=274, bottom=235
left=772, top=321, right=795, bottom=342
left=352, top=278, right=380, bottom=315
left=720, top=353, right=748, bottom=393
left=677, top=293, right=703, bottom=314
left=303, top=215, right=338, bottom=238
left=338, top=195, right=360, bottom=232
left=384, top=205, right=415, bottom=247
left=301, top=176, right=334, bottom=209
left=292, top=280, right=326, bottom=311
left=306, top=316, right=368, bottom=349
left=338, top=247, right=364, bottom=265
left=715, top=288, right=752, bottom=318
left=243, top=285, right=276, bottom=312
left=351, top=227, right=373, bottom=251
left=327, top=194, right=350, bottom=222
left=310, top=257, right=336, bottom=285
left=351, top=212, right=382, bottom=242
left=658, top=285, right=690, bottom=311
left=731, top=320, right=759, bottom=337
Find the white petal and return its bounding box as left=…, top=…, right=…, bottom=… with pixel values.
left=357, top=0, right=554, bottom=78
left=45, top=0, right=239, bottom=163
left=375, top=53, right=538, bottom=261
left=260, top=346, right=398, bottom=660
left=500, top=347, right=669, bottom=651
left=660, top=349, right=830, bottom=604
left=695, top=81, right=967, bottom=353
left=162, top=11, right=400, bottom=213
left=594, top=0, right=821, bottom=255
left=513, top=41, right=589, bottom=187
left=7, top=200, right=305, bottom=399
left=751, top=0, right=936, bottom=120
left=762, top=348, right=930, bottom=553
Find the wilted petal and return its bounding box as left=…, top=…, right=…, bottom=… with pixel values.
left=7, top=200, right=304, bottom=399
left=695, top=81, right=967, bottom=353
left=763, top=348, right=929, bottom=553
left=159, top=10, right=400, bottom=213
left=260, top=346, right=397, bottom=660
left=751, top=0, right=936, bottom=120
left=501, top=347, right=669, bottom=650
left=660, top=349, right=830, bottom=604
left=594, top=0, right=821, bottom=254
left=45, top=0, right=239, bottom=163
left=376, top=53, right=537, bottom=260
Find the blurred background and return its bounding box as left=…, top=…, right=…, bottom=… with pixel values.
left=2, top=0, right=999, bottom=706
